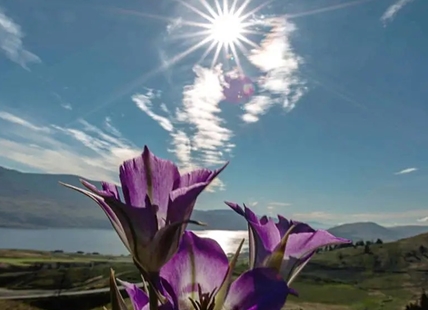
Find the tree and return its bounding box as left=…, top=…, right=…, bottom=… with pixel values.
left=405, top=290, right=428, bottom=310
left=419, top=290, right=428, bottom=309
left=355, top=240, right=365, bottom=247
left=375, top=238, right=383, bottom=244
left=364, top=244, right=371, bottom=254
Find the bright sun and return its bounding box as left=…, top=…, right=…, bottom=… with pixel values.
left=209, top=13, right=244, bottom=45
left=168, top=0, right=265, bottom=68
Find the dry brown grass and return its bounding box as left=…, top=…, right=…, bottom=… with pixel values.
left=283, top=301, right=351, bottom=310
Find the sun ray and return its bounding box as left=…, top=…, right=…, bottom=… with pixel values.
left=229, top=43, right=242, bottom=69
left=168, top=30, right=211, bottom=41
left=234, top=40, right=251, bottom=56
left=199, top=0, right=220, bottom=19
left=214, top=0, right=224, bottom=17
left=211, top=42, right=224, bottom=68
left=240, top=0, right=274, bottom=20
left=112, top=8, right=210, bottom=29
left=198, top=40, right=218, bottom=64
left=223, top=0, right=229, bottom=15
left=163, top=0, right=266, bottom=70
left=229, top=0, right=239, bottom=14
left=166, top=36, right=213, bottom=68
left=237, top=34, right=259, bottom=49
left=177, top=0, right=215, bottom=23
left=235, top=0, right=251, bottom=17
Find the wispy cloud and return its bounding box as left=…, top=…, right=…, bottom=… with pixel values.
left=293, top=209, right=428, bottom=226
left=394, top=167, right=418, bottom=175
left=134, top=17, right=306, bottom=190
left=51, top=92, right=72, bottom=111
left=243, top=17, right=306, bottom=123
left=131, top=67, right=232, bottom=192
left=381, top=0, right=414, bottom=25
left=0, top=111, right=141, bottom=182
left=176, top=65, right=234, bottom=167
left=0, top=111, right=49, bottom=132
left=0, top=6, right=41, bottom=69
left=417, top=217, right=428, bottom=223
left=133, top=91, right=174, bottom=132
left=268, top=202, right=292, bottom=207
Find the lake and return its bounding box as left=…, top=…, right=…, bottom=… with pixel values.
left=0, top=228, right=249, bottom=256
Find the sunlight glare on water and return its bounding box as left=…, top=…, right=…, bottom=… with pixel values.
left=193, top=230, right=249, bottom=255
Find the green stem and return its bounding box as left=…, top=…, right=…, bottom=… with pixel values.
left=148, top=282, right=158, bottom=310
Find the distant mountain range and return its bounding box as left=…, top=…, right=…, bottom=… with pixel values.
left=0, top=166, right=427, bottom=242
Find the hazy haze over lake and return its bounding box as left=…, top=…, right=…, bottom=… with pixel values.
left=0, top=228, right=248, bottom=255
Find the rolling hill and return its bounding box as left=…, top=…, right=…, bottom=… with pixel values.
left=1, top=166, right=427, bottom=241
left=327, top=222, right=428, bottom=242
left=0, top=166, right=249, bottom=230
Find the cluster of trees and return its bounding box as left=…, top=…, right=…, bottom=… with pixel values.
left=405, top=291, right=428, bottom=310
left=316, top=238, right=384, bottom=253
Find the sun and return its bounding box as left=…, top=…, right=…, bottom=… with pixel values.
left=164, top=0, right=267, bottom=69
left=209, top=13, right=244, bottom=45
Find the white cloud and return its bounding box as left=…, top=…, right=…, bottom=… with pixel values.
left=176, top=65, right=234, bottom=166
left=243, top=17, right=306, bottom=123
left=268, top=202, right=292, bottom=207
left=292, top=209, right=428, bottom=226
left=0, top=112, right=141, bottom=183
left=394, top=167, right=418, bottom=175
left=130, top=67, right=232, bottom=192
left=381, top=0, right=414, bottom=25
left=0, top=7, right=41, bottom=69
left=104, top=117, right=122, bottom=138
left=166, top=17, right=183, bottom=34
left=0, top=111, right=49, bottom=132
left=61, top=103, right=72, bottom=110
left=133, top=91, right=174, bottom=132
left=417, top=217, right=428, bottom=223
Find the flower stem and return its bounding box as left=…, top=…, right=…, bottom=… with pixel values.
left=148, top=283, right=158, bottom=310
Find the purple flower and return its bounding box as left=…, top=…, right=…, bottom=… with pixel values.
left=61, top=146, right=227, bottom=274
left=225, top=202, right=351, bottom=285
left=119, top=231, right=290, bottom=310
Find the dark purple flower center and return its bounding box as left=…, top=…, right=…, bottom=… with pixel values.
left=188, top=284, right=216, bottom=310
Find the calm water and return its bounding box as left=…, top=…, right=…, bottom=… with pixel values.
left=0, top=228, right=248, bottom=255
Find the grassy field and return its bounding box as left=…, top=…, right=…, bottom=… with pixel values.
left=1, top=233, right=428, bottom=309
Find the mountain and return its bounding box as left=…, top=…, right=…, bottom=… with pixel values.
left=1, top=166, right=427, bottom=240
left=0, top=166, right=249, bottom=230
left=327, top=222, right=428, bottom=242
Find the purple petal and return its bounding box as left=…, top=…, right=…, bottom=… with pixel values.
left=81, top=180, right=120, bottom=200
left=242, top=205, right=260, bottom=224
left=175, top=163, right=229, bottom=189
left=117, top=280, right=149, bottom=310
left=119, top=146, right=180, bottom=221
left=224, top=201, right=245, bottom=216
left=224, top=268, right=289, bottom=310
left=279, top=231, right=350, bottom=282
left=166, top=182, right=209, bottom=224
left=59, top=182, right=131, bottom=253
left=160, top=231, right=229, bottom=308
left=285, top=230, right=350, bottom=258
left=248, top=221, right=281, bottom=266
left=226, top=202, right=282, bottom=267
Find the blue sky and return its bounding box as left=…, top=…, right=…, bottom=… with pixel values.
left=0, top=0, right=427, bottom=226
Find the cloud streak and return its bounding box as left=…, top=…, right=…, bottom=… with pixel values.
left=394, top=167, right=418, bottom=175
left=381, top=0, right=414, bottom=25
left=131, top=67, right=233, bottom=192
left=0, top=111, right=141, bottom=183
left=293, top=209, right=428, bottom=226
left=0, top=111, right=49, bottom=132
left=0, top=6, right=41, bottom=68
left=243, top=17, right=306, bottom=123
